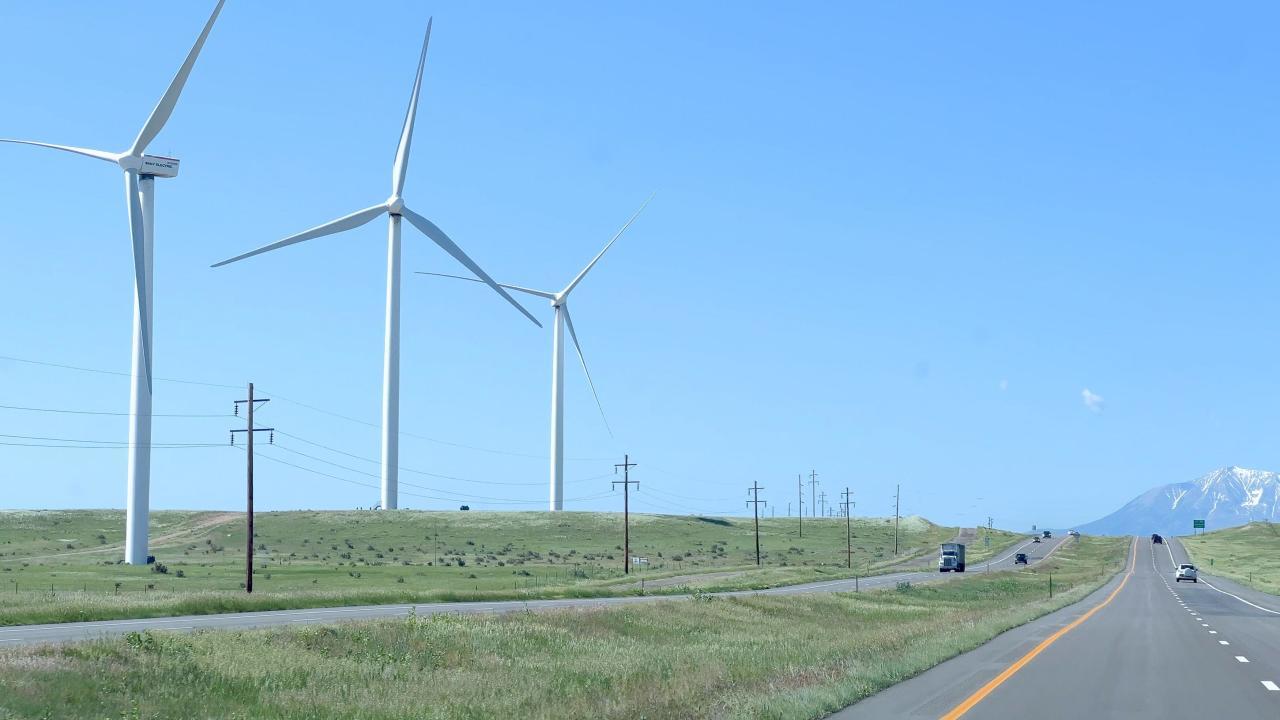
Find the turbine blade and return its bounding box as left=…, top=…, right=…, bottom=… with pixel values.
left=560, top=192, right=654, bottom=297
left=400, top=207, right=542, bottom=327
left=123, top=170, right=152, bottom=389
left=561, top=303, right=612, bottom=438
left=211, top=204, right=387, bottom=267
left=129, top=0, right=226, bottom=156
left=413, top=271, right=556, bottom=299
left=391, top=18, right=433, bottom=196
left=0, top=139, right=119, bottom=163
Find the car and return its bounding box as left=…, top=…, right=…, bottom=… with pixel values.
left=1068, top=530, right=1080, bottom=538
left=1032, top=536, right=1041, bottom=543
left=1014, top=552, right=1028, bottom=565
left=1151, top=533, right=1163, bottom=544
left=1175, top=563, right=1198, bottom=583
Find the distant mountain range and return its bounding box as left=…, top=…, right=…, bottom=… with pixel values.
left=1077, top=466, right=1280, bottom=537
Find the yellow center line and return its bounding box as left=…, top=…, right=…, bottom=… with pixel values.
left=939, top=537, right=1137, bottom=720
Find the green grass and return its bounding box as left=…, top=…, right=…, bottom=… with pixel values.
left=0, top=510, right=1021, bottom=625
left=1180, top=521, right=1280, bottom=595
left=0, top=535, right=1128, bottom=719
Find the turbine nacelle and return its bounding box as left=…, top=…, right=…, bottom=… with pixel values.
left=116, top=153, right=181, bottom=178
left=139, top=154, right=180, bottom=178
left=386, top=195, right=405, bottom=215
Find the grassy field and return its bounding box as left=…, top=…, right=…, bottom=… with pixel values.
left=0, top=535, right=1128, bottom=719
left=1180, top=521, right=1280, bottom=595
left=0, top=510, right=1021, bottom=625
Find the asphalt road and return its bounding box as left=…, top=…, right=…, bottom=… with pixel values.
left=0, top=535, right=1064, bottom=646
left=835, top=536, right=1280, bottom=719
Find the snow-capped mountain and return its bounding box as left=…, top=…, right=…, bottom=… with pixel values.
left=1077, top=467, right=1280, bottom=537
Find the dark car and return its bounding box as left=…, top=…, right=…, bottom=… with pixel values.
left=1015, top=552, right=1028, bottom=565
left=1151, top=533, right=1163, bottom=544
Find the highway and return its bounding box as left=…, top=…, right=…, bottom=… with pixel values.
left=835, top=536, right=1280, bottom=719
left=0, top=534, right=1064, bottom=646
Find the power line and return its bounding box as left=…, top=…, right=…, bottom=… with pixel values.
left=262, top=391, right=616, bottom=461
left=266, top=440, right=610, bottom=502
left=273, top=429, right=598, bottom=487
left=256, top=443, right=612, bottom=507
left=0, top=402, right=229, bottom=418
left=0, top=440, right=220, bottom=449
left=1, top=351, right=610, bottom=461
left=0, top=432, right=220, bottom=448
left=0, top=353, right=240, bottom=389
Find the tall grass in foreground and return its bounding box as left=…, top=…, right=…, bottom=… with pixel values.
left=0, top=536, right=1127, bottom=720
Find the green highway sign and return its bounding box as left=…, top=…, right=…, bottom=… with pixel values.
left=1193, top=519, right=1205, bottom=529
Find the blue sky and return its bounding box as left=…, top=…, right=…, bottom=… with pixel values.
left=0, top=1, right=1277, bottom=530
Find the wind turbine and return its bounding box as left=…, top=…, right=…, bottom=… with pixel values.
left=417, top=196, right=651, bottom=510
left=211, top=19, right=540, bottom=511
left=1, top=1, right=226, bottom=565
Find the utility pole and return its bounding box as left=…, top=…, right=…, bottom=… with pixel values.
left=747, top=481, right=767, bottom=565
left=894, top=484, right=901, bottom=556
left=818, top=490, right=827, bottom=519
left=230, top=383, right=273, bottom=594
left=841, top=487, right=855, bottom=568
left=797, top=474, right=804, bottom=538
left=613, top=454, right=638, bottom=574
left=809, top=470, right=819, bottom=518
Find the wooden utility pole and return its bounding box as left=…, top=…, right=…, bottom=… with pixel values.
left=613, top=454, right=639, bottom=574
left=894, top=484, right=901, bottom=557
left=747, top=481, right=767, bottom=565
left=797, top=474, right=804, bottom=538
left=841, top=487, right=855, bottom=568
left=809, top=470, right=819, bottom=518
left=231, top=383, right=273, bottom=594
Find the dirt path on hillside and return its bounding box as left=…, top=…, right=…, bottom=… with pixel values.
left=877, top=528, right=979, bottom=571
left=612, top=569, right=750, bottom=591
left=0, top=512, right=240, bottom=564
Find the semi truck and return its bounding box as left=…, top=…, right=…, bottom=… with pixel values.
left=938, top=543, right=966, bottom=572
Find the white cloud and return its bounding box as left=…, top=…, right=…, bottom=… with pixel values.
left=1082, top=388, right=1104, bottom=413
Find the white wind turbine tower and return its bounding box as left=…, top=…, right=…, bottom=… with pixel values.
left=418, top=196, right=651, bottom=510
left=1, top=1, right=226, bottom=565
left=212, top=19, right=540, bottom=510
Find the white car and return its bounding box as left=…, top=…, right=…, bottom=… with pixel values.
left=1176, top=563, right=1198, bottom=583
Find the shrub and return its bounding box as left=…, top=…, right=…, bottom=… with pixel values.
left=151, top=563, right=169, bottom=575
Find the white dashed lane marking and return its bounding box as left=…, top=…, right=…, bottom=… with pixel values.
left=1236, top=656, right=1250, bottom=663
left=1219, top=640, right=1230, bottom=645
left=1263, top=681, right=1279, bottom=692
